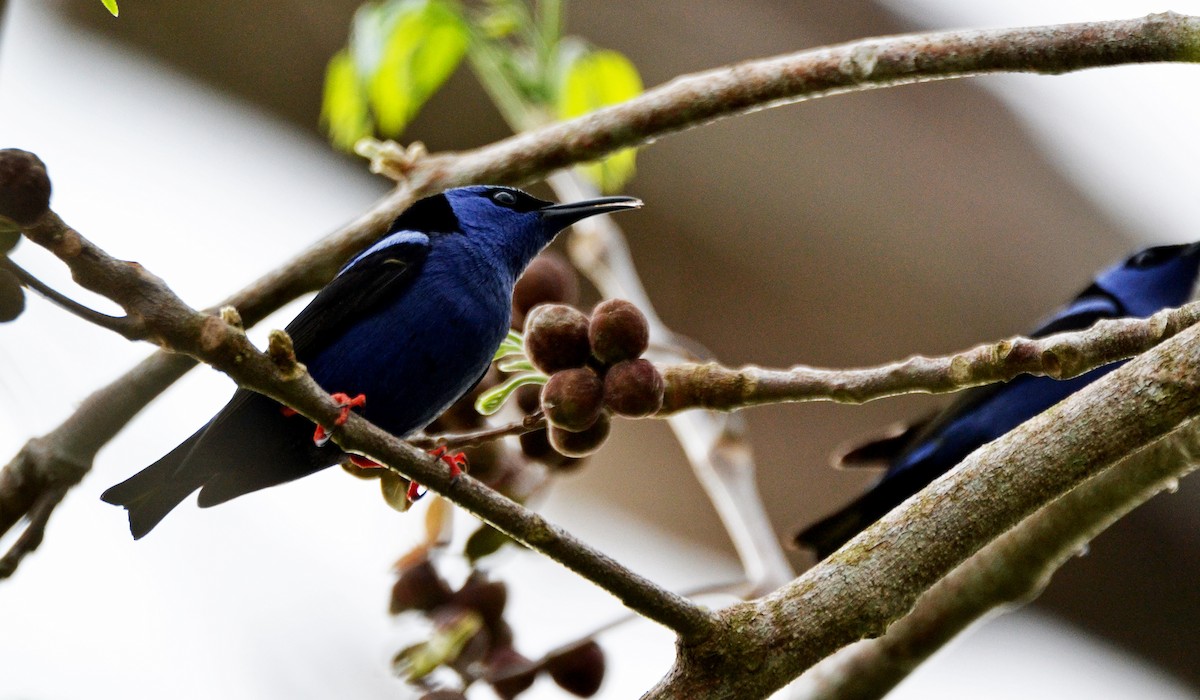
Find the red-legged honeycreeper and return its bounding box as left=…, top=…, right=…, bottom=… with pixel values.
left=795, top=242, right=1200, bottom=560
left=102, top=186, right=641, bottom=538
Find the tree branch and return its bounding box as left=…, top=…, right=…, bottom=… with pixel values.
left=795, top=415, right=1200, bottom=700
left=658, top=302, right=1200, bottom=412
left=3, top=208, right=718, bottom=640
left=645, top=322, right=1200, bottom=699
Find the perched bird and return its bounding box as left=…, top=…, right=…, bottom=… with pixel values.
left=103, top=186, right=641, bottom=538
left=795, top=242, right=1200, bottom=560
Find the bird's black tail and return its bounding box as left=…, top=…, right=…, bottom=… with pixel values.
left=794, top=497, right=878, bottom=561
left=100, top=431, right=207, bottom=539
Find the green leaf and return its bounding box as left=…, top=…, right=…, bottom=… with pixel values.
left=369, top=0, right=469, bottom=136
left=497, top=357, right=535, bottom=373
left=465, top=523, right=522, bottom=563
left=393, top=609, right=483, bottom=679
left=475, top=372, right=547, bottom=416
left=492, top=329, right=525, bottom=360
left=557, top=48, right=643, bottom=192
left=321, top=49, right=373, bottom=151
left=101, top=0, right=118, bottom=17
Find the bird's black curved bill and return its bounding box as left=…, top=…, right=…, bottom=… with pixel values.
left=539, top=196, right=642, bottom=228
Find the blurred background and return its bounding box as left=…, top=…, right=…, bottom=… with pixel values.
left=1, top=0, right=1198, bottom=697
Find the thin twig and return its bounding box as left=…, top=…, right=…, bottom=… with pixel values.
left=657, top=301, right=1200, bottom=412
left=410, top=412, right=547, bottom=450
left=1, top=257, right=139, bottom=336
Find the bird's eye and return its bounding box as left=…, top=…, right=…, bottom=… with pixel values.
left=492, top=191, right=518, bottom=206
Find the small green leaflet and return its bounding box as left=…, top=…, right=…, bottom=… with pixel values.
left=492, top=329, right=525, bottom=360
left=322, top=0, right=469, bottom=148
left=557, top=48, right=643, bottom=193
left=475, top=373, right=547, bottom=416
left=101, top=0, right=118, bottom=16
left=321, top=50, right=373, bottom=151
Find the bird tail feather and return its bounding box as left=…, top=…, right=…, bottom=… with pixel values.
left=100, top=431, right=206, bottom=539
left=794, top=497, right=877, bottom=561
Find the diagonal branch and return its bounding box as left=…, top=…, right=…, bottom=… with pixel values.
left=657, top=301, right=1200, bottom=412
left=795, top=415, right=1200, bottom=700
left=3, top=208, right=718, bottom=640
left=646, top=322, right=1200, bottom=699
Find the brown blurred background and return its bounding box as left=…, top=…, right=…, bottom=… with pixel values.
left=46, top=0, right=1200, bottom=688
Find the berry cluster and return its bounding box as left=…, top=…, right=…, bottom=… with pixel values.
left=392, top=556, right=605, bottom=699
left=0, top=149, right=51, bottom=323
left=524, top=298, right=664, bottom=458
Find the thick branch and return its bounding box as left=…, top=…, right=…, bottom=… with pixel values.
left=646, top=322, right=1200, bottom=699
left=796, top=416, right=1200, bottom=700
left=658, top=302, right=1200, bottom=412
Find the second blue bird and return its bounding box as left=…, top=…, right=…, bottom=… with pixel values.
left=796, top=242, right=1200, bottom=559
left=102, top=186, right=641, bottom=538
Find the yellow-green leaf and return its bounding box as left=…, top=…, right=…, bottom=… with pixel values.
left=101, top=0, right=118, bottom=17
left=557, top=49, right=643, bottom=192
left=321, top=50, right=373, bottom=151
left=369, top=0, right=469, bottom=136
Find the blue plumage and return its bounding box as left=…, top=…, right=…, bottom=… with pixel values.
left=796, top=242, right=1200, bottom=559
left=102, top=186, right=641, bottom=538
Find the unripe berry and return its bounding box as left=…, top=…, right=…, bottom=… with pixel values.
left=541, top=368, right=603, bottom=432
left=588, top=299, right=649, bottom=365
left=524, top=304, right=590, bottom=374
left=0, top=149, right=51, bottom=226
left=548, top=413, right=610, bottom=458
left=603, top=359, right=664, bottom=417
left=0, top=268, right=26, bottom=323
left=545, top=640, right=606, bottom=698
left=512, top=252, right=579, bottom=327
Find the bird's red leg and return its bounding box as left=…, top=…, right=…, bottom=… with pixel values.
left=406, top=446, right=468, bottom=502
left=311, top=392, right=367, bottom=446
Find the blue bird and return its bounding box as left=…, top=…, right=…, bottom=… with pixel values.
left=102, top=186, right=641, bottom=538
left=795, top=242, right=1200, bottom=560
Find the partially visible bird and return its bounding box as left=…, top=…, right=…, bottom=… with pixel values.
left=795, top=242, right=1200, bottom=560
left=103, top=186, right=641, bottom=538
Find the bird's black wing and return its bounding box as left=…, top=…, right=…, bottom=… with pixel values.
left=286, top=238, right=432, bottom=361
left=184, top=237, right=433, bottom=507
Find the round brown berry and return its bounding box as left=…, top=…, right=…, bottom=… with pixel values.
left=545, top=640, right=605, bottom=697
left=512, top=252, right=579, bottom=327
left=588, top=299, right=649, bottom=365
left=548, top=413, right=610, bottom=458
left=524, top=304, right=590, bottom=374
left=603, top=359, right=664, bottom=417
left=518, top=428, right=582, bottom=470
left=0, top=149, right=51, bottom=226
left=541, top=368, right=603, bottom=432
left=0, top=268, right=25, bottom=323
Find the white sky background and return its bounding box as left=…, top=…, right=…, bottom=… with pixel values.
left=1, top=1, right=1198, bottom=698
